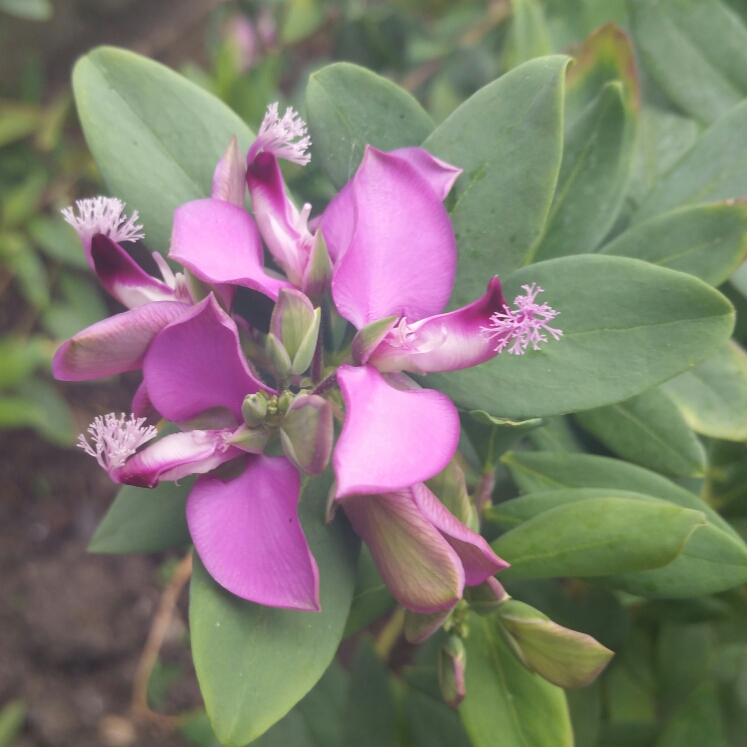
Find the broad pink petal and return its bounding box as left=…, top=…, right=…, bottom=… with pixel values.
left=334, top=364, right=459, bottom=498
left=115, top=429, right=241, bottom=488
left=318, top=180, right=354, bottom=264
left=247, top=152, right=314, bottom=286
left=188, top=455, right=320, bottom=610
left=143, top=295, right=268, bottom=423
left=342, top=490, right=464, bottom=613
left=212, top=136, right=246, bottom=206
left=170, top=198, right=288, bottom=300
left=91, top=234, right=175, bottom=308
left=52, top=301, right=190, bottom=381
left=411, top=482, right=508, bottom=585
left=368, top=277, right=508, bottom=374
left=389, top=147, right=462, bottom=201
left=331, top=147, right=456, bottom=329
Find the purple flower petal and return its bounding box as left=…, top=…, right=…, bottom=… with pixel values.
left=188, top=455, right=321, bottom=610
left=52, top=301, right=190, bottom=381
left=342, top=489, right=464, bottom=613
left=212, top=136, right=246, bottom=206
left=91, top=234, right=176, bottom=308
left=412, top=482, right=508, bottom=585
left=334, top=364, right=459, bottom=498
left=170, top=198, right=288, bottom=300
left=367, top=277, right=508, bottom=374
left=143, top=295, right=269, bottom=423
left=389, top=147, right=462, bottom=201
left=247, top=152, right=314, bottom=286
left=116, top=429, right=241, bottom=487
left=331, top=146, right=457, bottom=329
left=132, top=379, right=160, bottom=422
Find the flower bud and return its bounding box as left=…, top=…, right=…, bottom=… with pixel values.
left=279, top=393, right=333, bottom=475
left=496, top=600, right=614, bottom=689
left=302, top=230, right=333, bottom=305
left=242, top=391, right=268, bottom=427
left=404, top=607, right=452, bottom=644
left=352, top=315, right=398, bottom=365
left=269, top=288, right=321, bottom=375
left=464, top=577, right=509, bottom=616
left=226, top=424, right=269, bottom=454
left=438, top=635, right=467, bottom=708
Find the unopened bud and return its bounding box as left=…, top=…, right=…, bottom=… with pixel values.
left=438, top=635, right=466, bottom=708
left=269, top=288, right=321, bottom=375
left=404, top=607, right=452, bottom=644
left=279, top=394, right=333, bottom=475
left=352, top=315, right=398, bottom=365
left=242, top=392, right=268, bottom=427
left=227, top=424, right=269, bottom=454
left=425, top=459, right=477, bottom=531
left=302, top=230, right=333, bottom=305
left=212, top=135, right=246, bottom=206
left=277, top=390, right=293, bottom=415
left=496, top=600, right=613, bottom=689
left=464, top=577, right=509, bottom=616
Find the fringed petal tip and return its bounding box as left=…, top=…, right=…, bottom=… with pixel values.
left=248, top=102, right=311, bottom=166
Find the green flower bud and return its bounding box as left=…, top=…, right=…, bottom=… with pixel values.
left=301, top=230, right=333, bottom=306
left=242, top=392, right=268, bottom=427
left=464, top=577, right=509, bottom=616
left=269, top=288, right=321, bottom=376
left=496, top=600, right=614, bottom=689
left=279, top=393, right=333, bottom=475
left=438, top=635, right=466, bottom=709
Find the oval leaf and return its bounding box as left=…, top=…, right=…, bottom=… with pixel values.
left=305, top=62, right=434, bottom=191
left=189, top=472, right=359, bottom=746
left=492, top=497, right=706, bottom=580
left=574, top=387, right=707, bottom=478
left=73, top=46, right=255, bottom=255
left=460, top=612, right=573, bottom=747
left=427, top=254, right=735, bottom=419
left=424, top=56, right=570, bottom=305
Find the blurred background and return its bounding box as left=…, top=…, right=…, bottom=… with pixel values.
left=2, top=0, right=747, bottom=745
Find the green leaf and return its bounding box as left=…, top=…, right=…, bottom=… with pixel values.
left=564, top=23, right=639, bottom=128
left=574, top=387, right=707, bottom=478
left=567, top=682, right=602, bottom=747
left=654, top=682, right=728, bottom=747
left=343, top=545, right=396, bottom=638
left=661, top=341, right=747, bottom=441
left=426, top=255, right=735, bottom=419
left=15, top=377, right=76, bottom=447
left=0, top=100, right=40, bottom=147
left=295, top=661, right=347, bottom=747
left=305, top=63, right=434, bottom=191
left=189, top=472, right=358, bottom=747
left=507, top=0, right=552, bottom=68
left=0, top=699, right=25, bottom=747
left=343, top=639, right=396, bottom=747
left=528, top=416, right=585, bottom=453
left=636, top=98, right=747, bottom=222
left=600, top=202, right=747, bottom=287
left=404, top=689, right=472, bottom=747
left=424, top=56, right=570, bottom=303
left=73, top=46, right=255, bottom=256
left=28, top=216, right=88, bottom=269
left=491, top=496, right=706, bottom=580
left=460, top=412, right=544, bottom=472
left=88, top=478, right=193, bottom=554
left=500, top=451, right=747, bottom=596
left=530, top=81, right=636, bottom=261
left=0, top=0, right=52, bottom=20
left=630, top=0, right=747, bottom=125
left=42, top=272, right=108, bottom=340
left=459, top=612, right=573, bottom=747
left=627, top=106, right=699, bottom=207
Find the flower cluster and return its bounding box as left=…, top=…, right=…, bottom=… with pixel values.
left=56, top=105, right=561, bottom=626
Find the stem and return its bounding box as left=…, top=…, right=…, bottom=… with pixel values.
left=312, top=371, right=337, bottom=396
left=312, top=315, right=324, bottom=385
left=131, top=551, right=193, bottom=729
left=375, top=607, right=405, bottom=662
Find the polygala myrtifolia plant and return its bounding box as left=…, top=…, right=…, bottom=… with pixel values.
left=52, top=33, right=747, bottom=746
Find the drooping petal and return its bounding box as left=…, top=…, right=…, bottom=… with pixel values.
left=389, top=147, right=463, bottom=201
left=144, top=295, right=268, bottom=423
left=334, top=364, right=459, bottom=498
left=187, top=455, right=320, bottom=610
left=247, top=152, right=314, bottom=286
left=115, top=429, right=241, bottom=487
left=331, top=146, right=457, bottom=329
left=341, top=490, right=464, bottom=613
left=170, top=198, right=288, bottom=300
left=367, top=277, right=508, bottom=374
left=212, top=135, right=246, bottom=206
left=52, top=301, right=190, bottom=381
left=411, top=482, right=508, bottom=585
left=90, top=234, right=176, bottom=309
